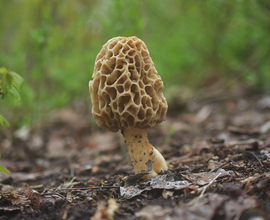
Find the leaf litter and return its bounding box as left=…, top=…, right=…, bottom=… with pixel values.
left=0, top=91, right=270, bottom=219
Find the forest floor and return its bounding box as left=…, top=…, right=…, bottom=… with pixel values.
left=1, top=87, right=270, bottom=220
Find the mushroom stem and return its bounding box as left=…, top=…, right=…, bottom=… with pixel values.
left=122, top=128, right=168, bottom=178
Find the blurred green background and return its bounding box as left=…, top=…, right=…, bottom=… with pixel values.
left=1, top=0, right=270, bottom=127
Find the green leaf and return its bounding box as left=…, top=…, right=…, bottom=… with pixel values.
left=1, top=92, right=5, bottom=99
left=0, top=115, right=10, bottom=127
left=9, top=86, right=21, bottom=104
left=0, top=79, right=3, bottom=96
left=9, top=71, right=23, bottom=91
left=1, top=84, right=8, bottom=98
left=0, top=165, right=9, bottom=175
left=3, top=72, right=13, bottom=87
left=0, top=67, right=7, bottom=75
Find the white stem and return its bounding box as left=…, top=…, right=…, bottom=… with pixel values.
left=123, top=128, right=168, bottom=179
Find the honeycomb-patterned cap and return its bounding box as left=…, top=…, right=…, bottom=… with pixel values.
left=89, top=36, right=167, bottom=132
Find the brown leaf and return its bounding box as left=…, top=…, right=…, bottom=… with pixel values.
left=182, top=169, right=232, bottom=186
left=207, top=160, right=224, bottom=171
left=120, top=175, right=191, bottom=199
left=135, top=205, right=173, bottom=220
left=162, top=189, right=174, bottom=199
left=228, top=125, right=260, bottom=136
left=91, top=198, right=119, bottom=220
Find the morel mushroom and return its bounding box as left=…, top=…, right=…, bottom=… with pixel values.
left=89, top=36, right=168, bottom=178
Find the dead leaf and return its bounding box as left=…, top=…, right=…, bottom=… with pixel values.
left=207, top=159, right=224, bottom=171
left=240, top=173, right=262, bottom=184
left=135, top=205, right=173, bottom=220
left=228, top=125, right=260, bottom=136
left=124, top=160, right=153, bottom=187
left=6, top=184, right=65, bottom=208
left=166, top=194, right=227, bottom=220
left=182, top=169, right=232, bottom=186
left=162, top=189, right=174, bottom=199
left=224, top=196, right=257, bottom=219
left=167, top=193, right=256, bottom=220
left=195, top=105, right=212, bottom=123
left=260, top=121, right=270, bottom=134
left=91, top=198, right=119, bottom=220
left=120, top=175, right=191, bottom=199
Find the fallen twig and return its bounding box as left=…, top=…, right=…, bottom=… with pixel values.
left=199, top=172, right=222, bottom=197
left=55, top=186, right=120, bottom=191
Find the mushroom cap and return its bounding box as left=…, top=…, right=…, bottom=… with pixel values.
left=89, top=36, right=167, bottom=132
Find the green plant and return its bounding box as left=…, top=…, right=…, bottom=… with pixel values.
left=0, top=67, right=22, bottom=175
left=0, top=67, right=23, bottom=127
left=0, top=155, right=9, bottom=175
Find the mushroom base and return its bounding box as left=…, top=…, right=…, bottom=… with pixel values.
left=123, top=128, right=168, bottom=179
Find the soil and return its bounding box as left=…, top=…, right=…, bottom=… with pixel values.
left=1, top=88, right=270, bottom=220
